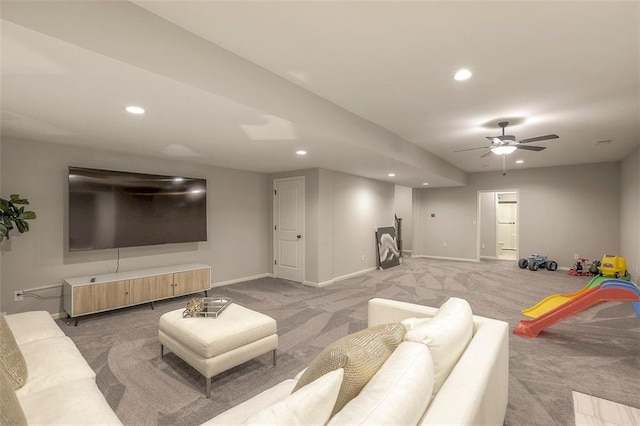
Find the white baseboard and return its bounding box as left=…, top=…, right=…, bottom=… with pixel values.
left=211, top=273, right=274, bottom=288
left=480, top=256, right=499, bottom=260
left=413, top=255, right=480, bottom=263
left=303, top=266, right=377, bottom=288
left=51, top=312, right=68, bottom=320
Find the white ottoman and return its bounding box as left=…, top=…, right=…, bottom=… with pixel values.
left=159, top=303, right=278, bottom=398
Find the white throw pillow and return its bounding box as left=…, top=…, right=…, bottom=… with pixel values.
left=404, top=297, right=473, bottom=395
left=242, top=368, right=344, bottom=426
left=400, top=316, right=430, bottom=331
left=329, top=342, right=434, bottom=425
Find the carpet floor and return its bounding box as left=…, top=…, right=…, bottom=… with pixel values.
left=59, top=257, right=640, bottom=425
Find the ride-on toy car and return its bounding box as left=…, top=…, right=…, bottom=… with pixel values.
left=568, top=258, right=601, bottom=276
left=598, top=254, right=628, bottom=278
left=518, top=254, right=558, bottom=271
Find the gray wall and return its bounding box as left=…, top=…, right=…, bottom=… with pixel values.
left=332, top=171, right=395, bottom=278
left=480, top=192, right=497, bottom=257
left=272, top=168, right=398, bottom=285
left=413, top=162, right=620, bottom=267
left=393, top=185, right=413, bottom=254
left=1, top=137, right=271, bottom=315
left=620, top=147, right=639, bottom=277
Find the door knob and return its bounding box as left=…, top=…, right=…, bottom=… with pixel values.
left=297, top=235, right=302, bottom=239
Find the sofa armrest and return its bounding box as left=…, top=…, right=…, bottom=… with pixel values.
left=368, top=298, right=438, bottom=327
left=420, top=316, right=509, bottom=426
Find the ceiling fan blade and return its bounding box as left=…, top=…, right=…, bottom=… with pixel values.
left=519, top=134, right=559, bottom=144
left=516, top=145, right=546, bottom=151
left=480, top=151, right=492, bottom=158
left=453, top=146, right=490, bottom=153
left=485, top=136, right=501, bottom=143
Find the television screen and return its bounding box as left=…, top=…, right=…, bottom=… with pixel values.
left=68, top=166, right=207, bottom=251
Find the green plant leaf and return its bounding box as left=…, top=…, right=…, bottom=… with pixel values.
left=15, top=220, right=26, bottom=233
left=22, top=211, right=36, bottom=220
left=10, top=194, right=29, bottom=204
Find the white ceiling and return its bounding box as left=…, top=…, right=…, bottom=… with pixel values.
left=1, top=1, right=638, bottom=188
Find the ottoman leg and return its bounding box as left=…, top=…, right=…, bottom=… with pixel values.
left=272, top=349, right=277, bottom=367
left=206, top=377, right=212, bottom=399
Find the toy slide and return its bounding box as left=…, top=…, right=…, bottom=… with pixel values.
left=521, top=274, right=630, bottom=318
left=521, top=287, right=592, bottom=318
left=514, top=280, right=640, bottom=338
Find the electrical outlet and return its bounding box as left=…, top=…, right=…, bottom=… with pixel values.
left=14, top=291, right=23, bottom=302
left=443, top=242, right=447, bottom=247
left=574, top=254, right=580, bottom=260
left=482, top=244, right=486, bottom=249
left=361, top=254, right=365, bottom=261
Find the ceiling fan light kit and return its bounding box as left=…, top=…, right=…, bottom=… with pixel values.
left=491, top=145, right=517, bottom=155
left=453, top=121, right=559, bottom=160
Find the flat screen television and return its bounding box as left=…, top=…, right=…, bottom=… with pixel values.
left=68, top=166, right=207, bottom=251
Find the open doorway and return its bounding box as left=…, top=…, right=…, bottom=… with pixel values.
left=496, top=192, right=518, bottom=260
left=478, top=190, right=519, bottom=261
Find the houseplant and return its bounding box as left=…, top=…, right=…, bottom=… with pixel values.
left=0, top=194, right=37, bottom=241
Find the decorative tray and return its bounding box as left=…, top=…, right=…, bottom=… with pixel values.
left=182, top=297, right=232, bottom=319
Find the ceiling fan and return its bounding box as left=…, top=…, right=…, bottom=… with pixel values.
left=454, top=121, right=559, bottom=158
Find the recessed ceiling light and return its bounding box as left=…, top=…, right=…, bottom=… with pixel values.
left=190, top=189, right=204, bottom=194
left=388, top=173, right=396, bottom=177
left=125, top=105, right=146, bottom=114
left=423, top=182, right=429, bottom=186
left=454, top=69, right=472, bottom=81
left=515, top=160, right=524, bottom=164
left=173, top=177, right=184, bottom=182
left=296, top=150, right=307, bottom=156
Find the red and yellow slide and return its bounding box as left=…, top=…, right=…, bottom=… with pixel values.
left=514, top=280, right=640, bottom=338
left=521, top=287, right=592, bottom=318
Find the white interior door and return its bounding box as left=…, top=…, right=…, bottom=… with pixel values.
left=273, top=177, right=304, bottom=282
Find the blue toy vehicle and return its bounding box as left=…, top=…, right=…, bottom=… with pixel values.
left=518, top=254, right=558, bottom=271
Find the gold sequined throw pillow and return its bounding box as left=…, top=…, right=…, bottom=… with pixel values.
left=292, top=322, right=406, bottom=417
left=0, top=369, right=27, bottom=426
left=0, top=315, right=28, bottom=389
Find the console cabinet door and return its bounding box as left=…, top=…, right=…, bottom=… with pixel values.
left=173, top=269, right=210, bottom=296
left=129, top=274, right=173, bottom=304
left=73, top=280, right=130, bottom=315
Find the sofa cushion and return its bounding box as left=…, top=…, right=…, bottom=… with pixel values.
left=18, top=378, right=122, bottom=425
left=203, top=379, right=297, bottom=425
left=243, top=369, right=344, bottom=426
left=4, top=311, right=65, bottom=345
left=329, top=341, right=434, bottom=425
left=0, top=369, right=27, bottom=426
left=293, top=322, right=405, bottom=417
left=15, top=336, right=96, bottom=396
left=404, top=297, right=473, bottom=395
left=0, top=315, right=28, bottom=389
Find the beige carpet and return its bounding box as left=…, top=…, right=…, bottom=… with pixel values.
left=59, top=257, right=640, bottom=425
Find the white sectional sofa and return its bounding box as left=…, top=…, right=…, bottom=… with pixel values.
left=4, top=311, right=121, bottom=425
left=204, top=297, right=510, bottom=425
